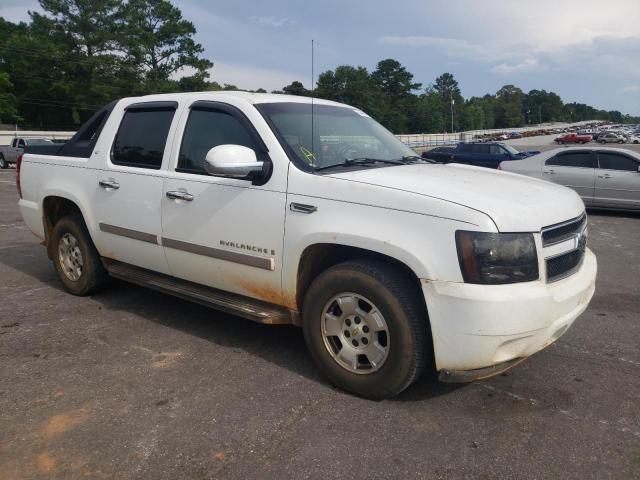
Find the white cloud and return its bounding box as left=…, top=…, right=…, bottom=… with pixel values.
left=250, top=15, right=291, bottom=28
left=490, top=58, right=541, bottom=75
left=623, top=85, right=640, bottom=93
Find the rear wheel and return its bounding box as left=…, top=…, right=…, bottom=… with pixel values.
left=0, top=154, right=7, bottom=169
left=302, top=259, right=431, bottom=399
left=51, top=214, right=108, bottom=295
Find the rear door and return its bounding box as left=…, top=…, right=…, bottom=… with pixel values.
left=542, top=150, right=596, bottom=205
left=91, top=101, right=179, bottom=273
left=593, top=151, right=640, bottom=209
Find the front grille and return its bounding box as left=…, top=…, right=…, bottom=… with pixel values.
left=546, top=249, right=585, bottom=282
left=542, top=213, right=587, bottom=247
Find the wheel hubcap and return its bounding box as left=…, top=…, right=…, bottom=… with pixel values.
left=58, top=233, right=83, bottom=281
left=321, top=293, right=390, bottom=374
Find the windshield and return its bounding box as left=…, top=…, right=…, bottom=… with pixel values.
left=502, top=144, right=519, bottom=155
left=26, top=138, right=54, bottom=145
left=256, top=102, right=417, bottom=170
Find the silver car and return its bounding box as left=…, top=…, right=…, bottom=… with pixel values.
left=500, top=147, right=640, bottom=210
left=598, top=132, right=626, bottom=144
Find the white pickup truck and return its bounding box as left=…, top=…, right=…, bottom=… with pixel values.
left=17, top=92, right=597, bottom=398
left=0, top=137, right=55, bottom=168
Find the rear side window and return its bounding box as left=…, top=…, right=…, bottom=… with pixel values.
left=178, top=108, right=257, bottom=174
left=546, top=152, right=594, bottom=168
left=112, top=108, right=175, bottom=169
left=598, top=152, right=639, bottom=171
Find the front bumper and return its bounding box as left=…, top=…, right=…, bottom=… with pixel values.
left=422, top=248, right=597, bottom=377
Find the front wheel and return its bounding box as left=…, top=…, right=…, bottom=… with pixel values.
left=302, top=260, right=431, bottom=399
left=0, top=154, right=7, bottom=169
left=50, top=214, right=108, bottom=295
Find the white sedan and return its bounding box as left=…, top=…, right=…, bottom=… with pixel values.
left=500, top=147, right=640, bottom=210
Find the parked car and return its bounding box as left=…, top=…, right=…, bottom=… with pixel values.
left=0, top=137, right=54, bottom=168
left=17, top=92, right=596, bottom=398
left=421, top=142, right=540, bottom=168
left=500, top=147, right=640, bottom=210
left=628, top=135, right=640, bottom=144
left=598, top=132, right=626, bottom=144
left=555, top=133, right=592, bottom=144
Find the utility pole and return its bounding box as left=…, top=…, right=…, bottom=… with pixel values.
left=451, top=98, right=455, bottom=133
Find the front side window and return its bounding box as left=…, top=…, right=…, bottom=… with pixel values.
left=112, top=108, right=175, bottom=169
left=256, top=102, right=416, bottom=170
left=17, top=139, right=25, bottom=148
left=489, top=145, right=503, bottom=155
left=178, top=108, right=257, bottom=174
left=546, top=152, right=594, bottom=168
left=598, top=152, right=639, bottom=171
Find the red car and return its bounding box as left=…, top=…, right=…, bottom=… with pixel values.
left=555, top=133, right=592, bottom=144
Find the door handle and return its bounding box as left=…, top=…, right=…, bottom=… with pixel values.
left=166, top=190, right=194, bottom=202
left=543, top=169, right=555, bottom=175
left=290, top=202, right=317, bottom=214
left=98, top=179, right=120, bottom=190
left=598, top=173, right=612, bottom=179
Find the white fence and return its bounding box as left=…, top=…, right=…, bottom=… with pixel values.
left=0, top=130, right=75, bottom=146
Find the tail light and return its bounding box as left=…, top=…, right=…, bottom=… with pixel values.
left=16, top=154, right=23, bottom=198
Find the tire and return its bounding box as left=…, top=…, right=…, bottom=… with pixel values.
left=302, top=259, right=431, bottom=399
left=618, top=140, right=624, bottom=144
left=0, top=154, right=7, bottom=169
left=50, top=214, right=108, bottom=296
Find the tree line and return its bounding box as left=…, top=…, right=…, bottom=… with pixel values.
left=1, top=0, right=638, bottom=133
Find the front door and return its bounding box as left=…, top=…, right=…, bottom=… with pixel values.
left=542, top=150, right=596, bottom=205
left=161, top=101, right=287, bottom=305
left=91, top=102, right=178, bottom=274
left=593, top=151, right=640, bottom=209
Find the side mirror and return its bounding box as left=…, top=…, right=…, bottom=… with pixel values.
left=204, top=145, right=263, bottom=179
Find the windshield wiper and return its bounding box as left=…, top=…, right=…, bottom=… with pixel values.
left=396, top=155, right=435, bottom=164
left=314, top=157, right=404, bottom=171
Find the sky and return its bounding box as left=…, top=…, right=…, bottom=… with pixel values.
left=2, top=0, right=640, bottom=115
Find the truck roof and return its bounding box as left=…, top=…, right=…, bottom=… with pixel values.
left=120, top=91, right=346, bottom=108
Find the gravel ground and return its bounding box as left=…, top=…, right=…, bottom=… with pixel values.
left=0, top=166, right=639, bottom=480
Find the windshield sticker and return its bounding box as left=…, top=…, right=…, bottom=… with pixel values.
left=300, top=146, right=316, bottom=165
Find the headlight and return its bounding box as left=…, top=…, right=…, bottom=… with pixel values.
left=455, top=231, right=539, bottom=284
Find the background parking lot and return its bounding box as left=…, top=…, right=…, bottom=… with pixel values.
left=0, top=163, right=639, bottom=479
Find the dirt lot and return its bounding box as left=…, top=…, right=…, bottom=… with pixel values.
left=0, top=166, right=639, bottom=480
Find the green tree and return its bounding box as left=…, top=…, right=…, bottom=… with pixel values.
left=0, top=72, right=21, bottom=124
left=524, top=89, right=563, bottom=124
left=315, top=65, right=382, bottom=116
left=432, top=73, right=464, bottom=132
left=117, top=0, right=212, bottom=92
left=282, top=81, right=309, bottom=96
left=370, top=59, right=421, bottom=132
left=494, top=85, right=525, bottom=128
left=413, top=86, right=444, bottom=133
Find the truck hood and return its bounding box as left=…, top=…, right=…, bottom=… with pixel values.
left=326, top=163, right=585, bottom=232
